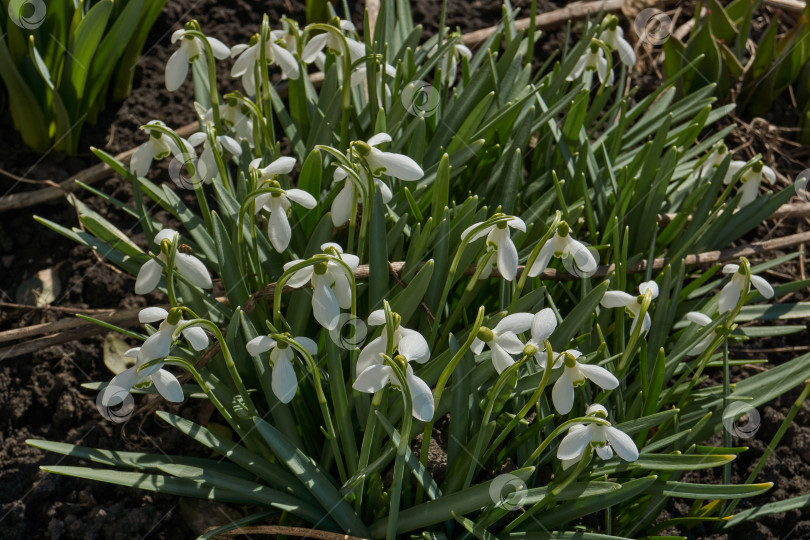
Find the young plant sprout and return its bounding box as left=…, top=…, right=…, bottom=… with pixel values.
left=551, top=350, right=620, bottom=414
left=246, top=334, right=318, bottom=403
left=557, top=404, right=639, bottom=468
left=135, top=229, right=213, bottom=294
left=461, top=215, right=526, bottom=281
left=600, top=281, right=659, bottom=335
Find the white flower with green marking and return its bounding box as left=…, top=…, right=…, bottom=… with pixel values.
left=552, top=351, right=619, bottom=415
left=102, top=347, right=184, bottom=405
left=246, top=335, right=317, bottom=403
left=461, top=216, right=526, bottom=281
left=230, top=31, right=300, bottom=96
left=600, top=281, right=659, bottom=335
left=529, top=222, right=597, bottom=277
left=166, top=28, right=230, bottom=92
left=600, top=17, right=635, bottom=67
left=471, top=312, right=534, bottom=373
left=135, top=229, right=212, bottom=295
left=557, top=404, right=638, bottom=468
left=130, top=121, right=194, bottom=178
left=567, top=43, right=613, bottom=85
left=717, top=263, right=774, bottom=313
left=726, top=161, right=776, bottom=209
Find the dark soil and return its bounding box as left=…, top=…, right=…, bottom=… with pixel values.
left=1, top=0, right=809, bottom=538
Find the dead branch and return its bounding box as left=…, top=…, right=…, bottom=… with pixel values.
left=208, top=525, right=365, bottom=540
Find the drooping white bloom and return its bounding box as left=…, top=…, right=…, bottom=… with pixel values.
left=101, top=347, right=184, bottom=406
left=429, top=41, right=472, bottom=86
left=717, top=263, right=774, bottom=313
left=246, top=335, right=317, bottom=403
left=331, top=134, right=424, bottom=226
left=566, top=43, right=614, bottom=85
left=353, top=319, right=433, bottom=421
left=523, top=308, right=562, bottom=368
left=684, top=312, right=716, bottom=356
left=188, top=130, right=243, bottom=183
left=557, top=404, right=638, bottom=468
left=166, top=28, right=230, bottom=91
left=349, top=62, right=398, bottom=107
left=202, top=103, right=255, bottom=145
left=230, top=32, right=300, bottom=95
left=283, top=243, right=359, bottom=330
left=135, top=229, right=213, bottom=295
left=471, top=312, right=534, bottom=373
left=528, top=223, right=597, bottom=277
left=600, top=281, right=659, bottom=335
left=599, top=20, right=635, bottom=67
left=356, top=310, right=430, bottom=377
left=250, top=157, right=316, bottom=252
left=691, top=144, right=731, bottom=182
left=130, top=121, right=194, bottom=178
left=725, top=161, right=776, bottom=209
left=461, top=217, right=527, bottom=281
left=301, top=19, right=365, bottom=65
left=552, top=350, right=619, bottom=415
left=135, top=306, right=209, bottom=367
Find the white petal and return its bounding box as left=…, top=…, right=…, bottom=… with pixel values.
left=686, top=311, right=712, bottom=326
left=762, top=166, right=776, bottom=184
left=751, top=275, right=774, bottom=298
left=331, top=182, right=355, bottom=226
left=494, top=313, right=534, bottom=334
left=367, top=309, right=386, bottom=326
left=615, top=37, right=636, bottom=66
left=165, top=48, right=190, bottom=91
left=531, top=308, right=557, bottom=342
left=171, top=29, right=185, bottom=43
left=230, top=43, right=250, bottom=57
left=566, top=239, right=597, bottom=273
left=739, top=180, right=759, bottom=208
left=247, top=335, right=277, bottom=356
left=595, top=444, right=614, bottom=460
left=596, top=56, right=608, bottom=83
left=471, top=338, right=485, bottom=355
left=134, top=259, right=163, bottom=294
left=490, top=343, right=516, bottom=374
left=374, top=179, right=393, bottom=203
left=723, top=264, right=740, bottom=274
left=188, top=131, right=207, bottom=146
left=406, top=372, right=435, bottom=422
left=460, top=222, right=493, bottom=243
left=527, top=240, right=555, bottom=277
left=639, top=281, right=659, bottom=299
left=578, top=363, right=619, bottom=390
left=152, top=369, right=184, bottom=402
left=497, top=238, right=519, bottom=281
left=139, top=307, right=168, bottom=324
left=353, top=364, right=393, bottom=393
left=367, top=150, right=424, bottom=180
left=600, top=291, right=635, bottom=308
left=332, top=272, right=353, bottom=309
left=496, top=331, right=525, bottom=355
left=272, top=43, right=300, bottom=79
left=285, top=265, right=313, bottom=288
left=182, top=326, right=209, bottom=351
left=302, top=33, right=328, bottom=63
left=566, top=54, right=588, bottom=81
left=139, top=330, right=173, bottom=364
left=262, top=156, right=297, bottom=176
left=606, top=426, right=639, bottom=462
left=313, top=280, right=340, bottom=330
left=356, top=336, right=386, bottom=376
left=267, top=205, right=292, bottom=252
left=285, top=189, right=317, bottom=209
left=295, top=336, right=319, bottom=356
left=367, top=133, right=392, bottom=147
left=207, top=37, right=231, bottom=59
left=717, top=282, right=741, bottom=313
left=398, top=332, right=430, bottom=364
left=272, top=353, right=298, bottom=404
left=552, top=371, right=575, bottom=414
left=557, top=424, right=593, bottom=460
left=101, top=367, right=137, bottom=406
left=508, top=217, right=526, bottom=232
left=219, top=135, right=242, bottom=156
left=131, top=143, right=153, bottom=177
left=175, top=253, right=213, bottom=289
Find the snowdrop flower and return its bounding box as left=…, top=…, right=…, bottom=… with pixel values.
left=135, top=229, right=213, bottom=295
left=353, top=319, right=433, bottom=421
left=557, top=404, right=638, bottom=468
left=250, top=157, right=317, bottom=252
left=717, top=263, right=774, bottom=313
left=166, top=28, right=230, bottom=91
left=552, top=350, right=619, bottom=415
left=725, top=161, right=776, bottom=209
left=136, top=306, right=209, bottom=367
left=130, top=121, right=194, bottom=178
left=691, top=144, right=731, bottom=182
left=246, top=335, right=317, bottom=403
left=600, top=281, right=659, bottom=335
left=202, top=103, right=255, bottom=144
left=101, top=347, right=183, bottom=406
left=302, top=19, right=365, bottom=65
left=567, top=43, right=614, bottom=85
left=356, top=310, right=430, bottom=377
left=188, top=130, right=243, bottom=183
left=471, top=312, right=534, bottom=373
left=528, top=222, right=597, bottom=277
left=522, top=308, right=561, bottom=368
left=461, top=216, right=526, bottom=281
left=349, top=62, right=398, bottom=107
left=599, top=17, right=635, bottom=67
left=230, top=33, right=300, bottom=96
left=330, top=166, right=386, bottom=226
left=283, top=243, right=359, bottom=330
left=683, top=312, right=717, bottom=356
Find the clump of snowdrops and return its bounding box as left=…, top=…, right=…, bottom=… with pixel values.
left=30, top=2, right=810, bottom=538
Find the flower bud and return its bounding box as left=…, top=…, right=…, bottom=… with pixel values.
left=477, top=327, right=494, bottom=343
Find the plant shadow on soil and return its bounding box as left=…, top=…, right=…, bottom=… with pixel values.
left=1, top=0, right=809, bottom=538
